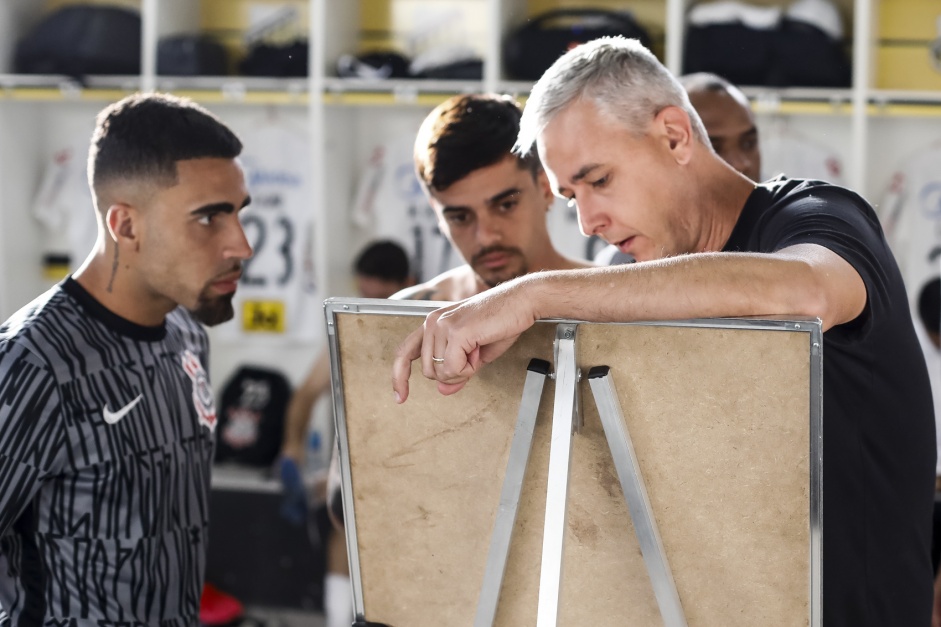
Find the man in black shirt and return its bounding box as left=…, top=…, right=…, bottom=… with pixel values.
left=391, top=37, right=935, bottom=626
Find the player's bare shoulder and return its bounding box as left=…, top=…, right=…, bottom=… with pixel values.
left=390, top=266, right=478, bottom=302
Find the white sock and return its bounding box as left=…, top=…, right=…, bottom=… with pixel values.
left=324, top=572, right=353, bottom=627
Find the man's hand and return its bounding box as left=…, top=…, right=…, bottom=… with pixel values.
left=391, top=279, right=539, bottom=403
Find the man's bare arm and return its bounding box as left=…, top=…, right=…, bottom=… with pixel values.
left=533, top=244, right=864, bottom=329
left=392, top=244, right=866, bottom=402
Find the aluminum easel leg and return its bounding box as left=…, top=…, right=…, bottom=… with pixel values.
left=587, top=366, right=689, bottom=627
left=536, top=324, right=580, bottom=627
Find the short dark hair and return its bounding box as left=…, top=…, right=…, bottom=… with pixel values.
left=414, top=93, right=540, bottom=192
left=354, top=240, right=411, bottom=283
left=918, top=277, right=940, bottom=335
left=88, top=92, right=242, bottom=192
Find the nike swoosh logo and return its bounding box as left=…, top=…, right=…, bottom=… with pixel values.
left=103, top=394, right=144, bottom=425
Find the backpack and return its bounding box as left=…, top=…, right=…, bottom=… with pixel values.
left=239, top=40, right=309, bottom=77
left=215, top=366, right=292, bottom=467
left=504, top=8, right=653, bottom=81
left=14, top=5, right=141, bottom=77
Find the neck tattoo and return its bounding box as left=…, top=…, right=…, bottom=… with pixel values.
left=106, top=246, right=119, bottom=293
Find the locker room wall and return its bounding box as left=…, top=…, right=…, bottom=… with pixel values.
left=0, top=0, right=938, bottom=392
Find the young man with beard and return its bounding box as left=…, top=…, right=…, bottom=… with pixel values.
left=394, top=93, right=589, bottom=302
left=392, top=38, right=935, bottom=626
left=0, top=92, right=252, bottom=625
left=321, top=94, right=588, bottom=622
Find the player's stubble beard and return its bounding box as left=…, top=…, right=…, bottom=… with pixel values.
left=472, top=245, right=528, bottom=288
left=191, top=292, right=235, bottom=326
left=190, top=265, right=240, bottom=326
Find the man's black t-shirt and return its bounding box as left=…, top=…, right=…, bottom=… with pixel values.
left=724, top=176, right=936, bottom=626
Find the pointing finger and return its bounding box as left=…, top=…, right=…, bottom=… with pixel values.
left=392, top=325, right=423, bottom=403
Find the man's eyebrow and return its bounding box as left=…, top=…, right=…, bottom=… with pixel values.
left=441, top=205, right=469, bottom=215
left=441, top=187, right=521, bottom=214
left=556, top=163, right=602, bottom=196
left=191, top=202, right=235, bottom=216
left=716, top=127, right=758, bottom=143
left=571, top=163, right=602, bottom=184
left=191, top=195, right=251, bottom=217
left=486, top=187, right=521, bottom=205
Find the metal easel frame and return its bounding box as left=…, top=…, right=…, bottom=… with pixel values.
left=474, top=357, right=550, bottom=626
left=587, top=364, right=688, bottom=626
left=325, top=298, right=823, bottom=627
left=325, top=298, right=435, bottom=626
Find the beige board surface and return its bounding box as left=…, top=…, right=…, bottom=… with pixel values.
left=335, top=313, right=810, bottom=626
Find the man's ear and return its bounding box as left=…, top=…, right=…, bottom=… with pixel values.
left=105, top=203, right=139, bottom=250
left=656, top=105, right=694, bottom=166
left=535, top=169, right=554, bottom=208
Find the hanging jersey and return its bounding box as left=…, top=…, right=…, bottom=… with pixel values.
left=350, top=135, right=461, bottom=283
left=216, top=120, right=321, bottom=344
left=31, top=139, right=99, bottom=273
left=0, top=278, right=214, bottom=626
left=760, top=124, right=845, bottom=185
left=879, top=139, right=941, bottom=302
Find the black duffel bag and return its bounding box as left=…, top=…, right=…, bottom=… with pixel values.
left=239, top=40, right=309, bottom=77
left=683, top=21, right=776, bottom=86
left=769, top=17, right=850, bottom=87
left=14, top=5, right=141, bottom=76
left=504, top=8, right=653, bottom=81
left=683, top=1, right=851, bottom=88
left=158, top=35, right=229, bottom=76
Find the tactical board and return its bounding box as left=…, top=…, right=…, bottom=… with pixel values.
left=325, top=298, right=822, bottom=627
